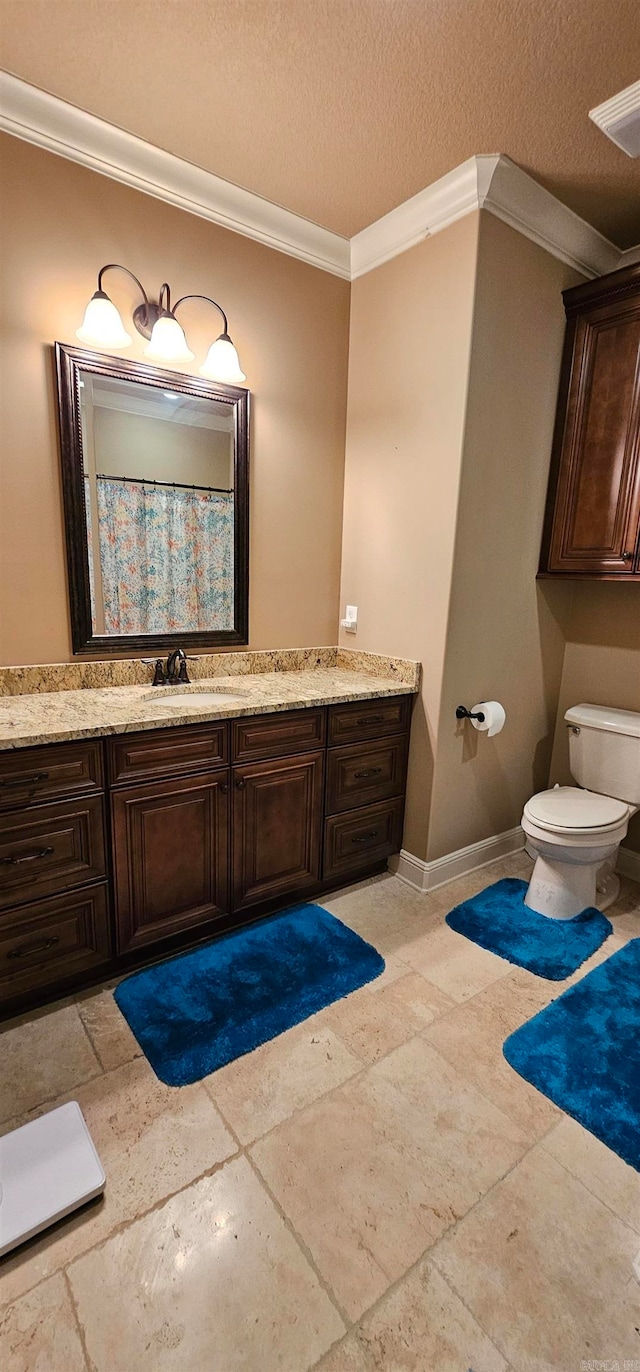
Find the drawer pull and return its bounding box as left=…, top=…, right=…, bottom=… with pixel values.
left=0, top=772, right=49, bottom=789
left=356, top=715, right=384, bottom=726
left=351, top=830, right=379, bottom=845
left=354, top=767, right=383, bottom=779
left=0, top=845, right=54, bottom=867
left=7, top=934, right=60, bottom=960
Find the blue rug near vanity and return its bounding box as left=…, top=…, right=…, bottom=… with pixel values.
left=445, top=877, right=612, bottom=979
left=114, top=903, right=385, bottom=1086
left=504, top=939, right=640, bottom=1171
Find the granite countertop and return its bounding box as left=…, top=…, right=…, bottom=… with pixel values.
left=0, top=657, right=419, bottom=751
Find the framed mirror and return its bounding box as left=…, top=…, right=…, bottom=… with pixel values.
left=54, top=343, right=249, bottom=655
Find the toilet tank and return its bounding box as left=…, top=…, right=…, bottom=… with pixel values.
left=566, top=704, right=640, bottom=805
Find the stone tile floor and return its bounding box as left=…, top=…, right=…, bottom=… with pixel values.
left=1, top=852, right=639, bottom=1371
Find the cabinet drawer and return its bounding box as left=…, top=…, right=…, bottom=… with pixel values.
left=0, top=796, right=106, bottom=909
left=327, top=696, right=411, bottom=746
left=0, top=740, right=103, bottom=811
left=0, top=884, right=110, bottom=1005
left=107, top=722, right=228, bottom=786
left=323, top=798, right=404, bottom=882
left=232, top=708, right=325, bottom=763
left=326, top=736, right=408, bottom=815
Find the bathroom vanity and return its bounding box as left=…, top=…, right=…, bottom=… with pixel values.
left=0, top=655, right=417, bottom=1018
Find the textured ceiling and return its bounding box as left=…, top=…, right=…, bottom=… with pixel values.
left=1, top=0, right=639, bottom=248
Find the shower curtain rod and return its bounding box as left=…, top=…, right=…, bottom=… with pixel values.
left=95, top=473, right=233, bottom=495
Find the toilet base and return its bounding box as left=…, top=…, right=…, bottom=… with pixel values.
left=524, top=852, right=619, bottom=921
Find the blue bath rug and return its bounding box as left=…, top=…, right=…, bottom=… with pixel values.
left=445, top=878, right=612, bottom=979
left=114, top=903, right=384, bottom=1086
left=504, top=939, right=640, bottom=1171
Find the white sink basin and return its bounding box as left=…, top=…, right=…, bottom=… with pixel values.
left=145, top=690, right=247, bottom=708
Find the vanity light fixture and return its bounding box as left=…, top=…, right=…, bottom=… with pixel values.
left=76, top=264, right=246, bottom=383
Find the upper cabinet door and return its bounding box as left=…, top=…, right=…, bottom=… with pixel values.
left=540, top=265, right=640, bottom=577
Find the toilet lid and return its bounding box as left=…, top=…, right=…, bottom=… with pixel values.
left=524, top=786, right=629, bottom=833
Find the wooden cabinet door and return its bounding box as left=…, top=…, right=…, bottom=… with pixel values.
left=232, top=751, right=323, bottom=912
left=112, top=772, right=230, bottom=953
left=542, top=270, right=640, bottom=575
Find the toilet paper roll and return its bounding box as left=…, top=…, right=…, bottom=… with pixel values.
left=471, top=701, right=506, bottom=737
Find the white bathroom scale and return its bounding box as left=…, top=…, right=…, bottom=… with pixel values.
left=0, top=1100, right=105, bottom=1257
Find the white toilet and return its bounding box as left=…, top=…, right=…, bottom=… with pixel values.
left=522, top=704, right=640, bottom=920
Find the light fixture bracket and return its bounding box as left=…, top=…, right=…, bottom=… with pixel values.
left=132, top=300, right=161, bottom=340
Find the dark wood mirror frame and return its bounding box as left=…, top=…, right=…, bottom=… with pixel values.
left=54, top=342, right=250, bottom=656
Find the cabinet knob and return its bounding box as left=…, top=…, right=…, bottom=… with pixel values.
left=235, top=776, right=246, bottom=790
left=622, top=551, right=634, bottom=561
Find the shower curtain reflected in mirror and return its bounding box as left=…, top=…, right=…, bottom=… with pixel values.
left=95, top=477, right=234, bottom=634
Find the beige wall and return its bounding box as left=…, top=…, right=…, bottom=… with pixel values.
left=338, top=214, right=480, bottom=860
left=0, top=134, right=350, bottom=664
left=549, top=583, right=640, bottom=852
left=426, top=214, right=580, bottom=860
left=92, top=409, right=233, bottom=490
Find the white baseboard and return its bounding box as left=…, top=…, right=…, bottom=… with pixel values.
left=617, top=846, right=640, bottom=884
left=389, top=830, right=640, bottom=894
left=388, top=826, right=525, bottom=894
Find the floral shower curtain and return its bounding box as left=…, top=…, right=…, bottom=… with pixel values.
left=96, top=479, right=234, bottom=633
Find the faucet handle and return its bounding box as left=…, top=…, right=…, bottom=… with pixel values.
left=152, top=659, right=166, bottom=686
left=177, top=658, right=191, bottom=683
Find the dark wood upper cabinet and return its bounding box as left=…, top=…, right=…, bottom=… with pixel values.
left=539, top=263, right=640, bottom=579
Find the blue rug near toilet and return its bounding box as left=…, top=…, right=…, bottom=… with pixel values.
left=114, top=903, right=384, bottom=1086
left=504, top=939, right=640, bottom=1171
left=445, top=878, right=612, bottom=979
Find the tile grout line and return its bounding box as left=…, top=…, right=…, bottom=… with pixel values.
left=62, top=1267, right=97, bottom=1372
left=243, top=1150, right=354, bottom=1332
left=0, top=1066, right=107, bottom=1134
left=308, top=1117, right=568, bottom=1372
left=207, top=1057, right=372, bottom=1150
left=74, top=1006, right=108, bottom=1076
left=423, top=1129, right=640, bottom=1369
left=537, top=1139, right=640, bottom=1238
left=0, top=1142, right=243, bottom=1312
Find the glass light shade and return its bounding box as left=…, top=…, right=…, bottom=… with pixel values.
left=144, top=312, right=194, bottom=362
left=199, top=333, right=246, bottom=384
left=76, top=291, right=132, bottom=348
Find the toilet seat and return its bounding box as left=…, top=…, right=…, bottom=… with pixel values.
left=523, top=786, right=629, bottom=836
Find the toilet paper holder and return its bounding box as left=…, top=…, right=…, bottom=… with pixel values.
left=455, top=705, right=485, bottom=723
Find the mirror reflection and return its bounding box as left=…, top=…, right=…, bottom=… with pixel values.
left=79, top=370, right=235, bottom=635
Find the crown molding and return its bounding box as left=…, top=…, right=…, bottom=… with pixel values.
left=349, top=155, right=495, bottom=278
left=619, top=243, right=640, bottom=267
left=0, top=71, right=351, bottom=279
left=351, top=152, right=621, bottom=281
left=0, top=71, right=626, bottom=284
left=480, top=154, right=620, bottom=279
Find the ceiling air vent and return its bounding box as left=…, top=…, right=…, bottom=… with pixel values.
left=589, top=79, right=640, bottom=157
